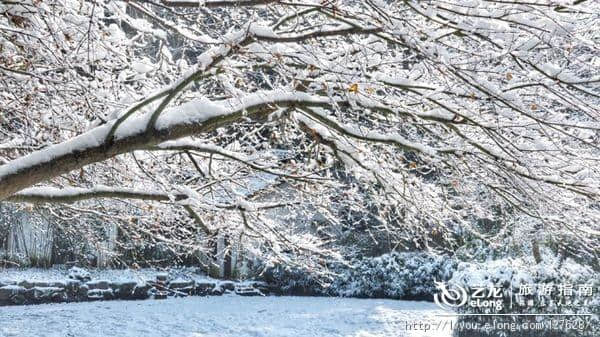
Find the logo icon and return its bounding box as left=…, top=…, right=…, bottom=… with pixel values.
left=433, top=281, right=468, bottom=310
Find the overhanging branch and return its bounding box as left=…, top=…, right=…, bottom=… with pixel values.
left=0, top=92, right=337, bottom=200
left=8, top=186, right=187, bottom=204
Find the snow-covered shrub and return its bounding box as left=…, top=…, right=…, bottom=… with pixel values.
left=260, top=265, right=327, bottom=296
left=261, top=252, right=456, bottom=299
left=331, top=252, right=456, bottom=300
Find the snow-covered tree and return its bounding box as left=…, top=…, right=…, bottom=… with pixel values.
left=1, top=0, right=599, bottom=269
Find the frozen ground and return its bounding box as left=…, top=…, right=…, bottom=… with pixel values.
left=0, top=296, right=454, bottom=337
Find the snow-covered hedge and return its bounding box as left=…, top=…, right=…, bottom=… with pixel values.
left=331, top=252, right=456, bottom=300
left=261, top=265, right=327, bottom=296
left=263, top=252, right=456, bottom=299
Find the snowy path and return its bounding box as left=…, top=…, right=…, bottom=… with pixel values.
left=0, top=296, right=454, bottom=337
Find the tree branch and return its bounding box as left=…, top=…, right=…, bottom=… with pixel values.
left=159, top=0, right=278, bottom=8
left=0, top=91, right=336, bottom=200
left=7, top=186, right=187, bottom=204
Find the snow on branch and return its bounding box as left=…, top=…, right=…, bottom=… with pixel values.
left=0, top=91, right=346, bottom=200
left=299, top=107, right=438, bottom=155
left=159, top=0, right=279, bottom=8
left=8, top=186, right=186, bottom=204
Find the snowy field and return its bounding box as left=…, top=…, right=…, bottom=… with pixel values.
left=0, top=296, right=454, bottom=337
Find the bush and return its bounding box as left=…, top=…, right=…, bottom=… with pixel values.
left=260, top=264, right=328, bottom=296
left=331, top=252, right=456, bottom=300
left=261, top=252, right=456, bottom=300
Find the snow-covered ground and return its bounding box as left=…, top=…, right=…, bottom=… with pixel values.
left=0, top=296, right=454, bottom=337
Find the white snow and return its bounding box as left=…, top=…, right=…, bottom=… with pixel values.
left=0, top=296, right=454, bottom=337
left=0, top=125, right=108, bottom=177
left=14, top=186, right=165, bottom=200
left=131, top=59, right=155, bottom=74
left=249, top=24, right=277, bottom=39
left=153, top=90, right=331, bottom=132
